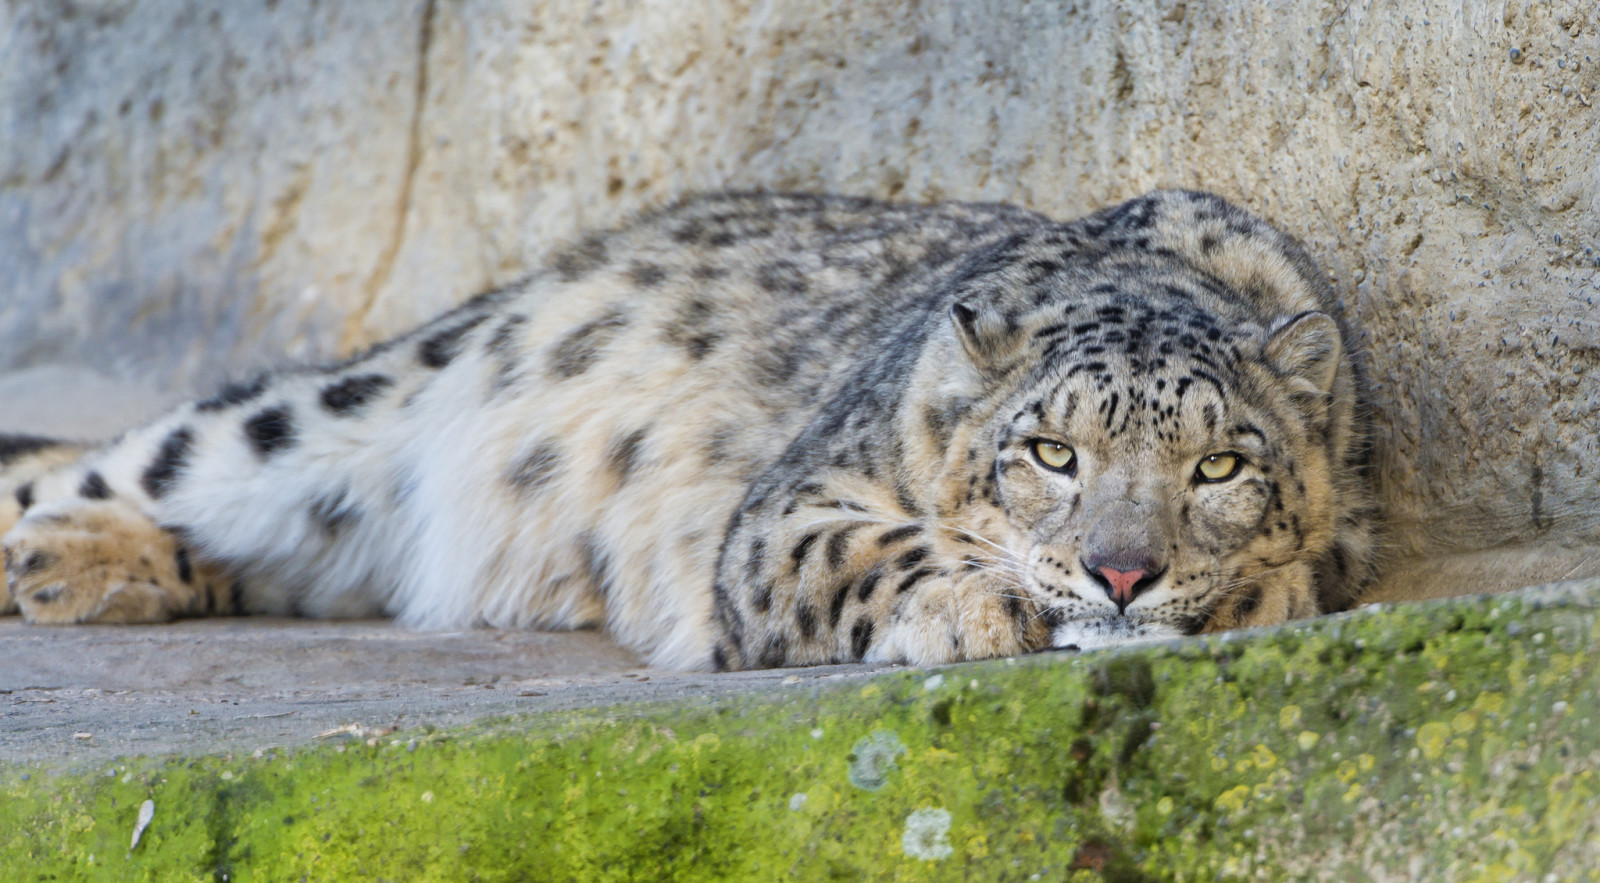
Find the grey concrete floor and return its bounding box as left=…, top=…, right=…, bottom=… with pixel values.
left=0, top=617, right=888, bottom=764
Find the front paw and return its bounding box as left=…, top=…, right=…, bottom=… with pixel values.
left=871, top=574, right=1047, bottom=665
left=4, top=501, right=195, bottom=624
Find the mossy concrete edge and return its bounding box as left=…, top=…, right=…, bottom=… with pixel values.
left=4, top=583, right=1598, bottom=881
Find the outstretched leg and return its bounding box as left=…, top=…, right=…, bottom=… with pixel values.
left=1, top=433, right=239, bottom=622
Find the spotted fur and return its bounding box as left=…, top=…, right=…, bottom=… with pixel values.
left=0, top=191, right=1375, bottom=669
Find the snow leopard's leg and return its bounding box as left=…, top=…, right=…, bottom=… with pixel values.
left=1, top=294, right=521, bottom=625
left=0, top=434, right=238, bottom=621
left=711, top=475, right=1051, bottom=670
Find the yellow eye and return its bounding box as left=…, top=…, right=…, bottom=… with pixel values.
left=1196, top=453, right=1241, bottom=482
left=1032, top=440, right=1076, bottom=474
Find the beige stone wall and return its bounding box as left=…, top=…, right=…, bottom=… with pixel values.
left=2, top=0, right=1597, bottom=582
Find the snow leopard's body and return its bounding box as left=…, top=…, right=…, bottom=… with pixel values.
left=0, top=191, right=1376, bottom=671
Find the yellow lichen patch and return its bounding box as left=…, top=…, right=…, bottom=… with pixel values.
left=1417, top=721, right=1452, bottom=760
left=1335, top=759, right=1359, bottom=783
left=1250, top=744, right=1278, bottom=771
left=1278, top=705, right=1302, bottom=731
left=1473, top=692, right=1506, bottom=715
left=1296, top=730, right=1320, bottom=751
left=1214, top=785, right=1251, bottom=814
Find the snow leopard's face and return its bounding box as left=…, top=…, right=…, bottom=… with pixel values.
left=944, top=245, right=1347, bottom=651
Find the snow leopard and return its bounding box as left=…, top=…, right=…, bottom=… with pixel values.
left=0, top=190, right=1377, bottom=671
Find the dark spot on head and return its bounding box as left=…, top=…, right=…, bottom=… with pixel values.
left=78, top=471, right=112, bottom=500
left=13, top=482, right=35, bottom=512
left=320, top=374, right=394, bottom=415
left=142, top=427, right=195, bottom=498
left=243, top=407, right=296, bottom=458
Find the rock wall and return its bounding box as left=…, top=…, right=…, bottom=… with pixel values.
left=2, top=0, right=1597, bottom=584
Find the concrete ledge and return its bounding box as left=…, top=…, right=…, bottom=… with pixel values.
left=4, top=582, right=1598, bottom=879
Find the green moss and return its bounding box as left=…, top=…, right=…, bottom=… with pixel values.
left=4, top=588, right=1598, bottom=880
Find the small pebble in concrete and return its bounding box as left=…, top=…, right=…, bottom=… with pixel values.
left=901, top=808, right=954, bottom=860
left=129, top=800, right=154, bottom=850
left=1510, top=46, right=1525, bottom=63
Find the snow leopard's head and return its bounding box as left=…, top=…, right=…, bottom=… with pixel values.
left=918, top=190, right=1372, bottom=650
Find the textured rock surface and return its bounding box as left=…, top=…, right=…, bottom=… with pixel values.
left=3, top=582, right=1597, bottom=879
left=2, top=1, right=1598, bottom=580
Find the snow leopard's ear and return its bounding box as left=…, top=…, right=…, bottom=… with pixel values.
left=1264, top=311, right=1342, bottom=397
left=949, top=299, right=1026, bottom=373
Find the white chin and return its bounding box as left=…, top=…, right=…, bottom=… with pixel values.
left=1050, top=619, right=1176, bottom=651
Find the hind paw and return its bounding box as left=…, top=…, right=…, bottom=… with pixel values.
left=3, top=500, right=230, bottom=624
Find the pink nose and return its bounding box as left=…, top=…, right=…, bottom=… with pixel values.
left=1098, top=567, right=1146, bottom=608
